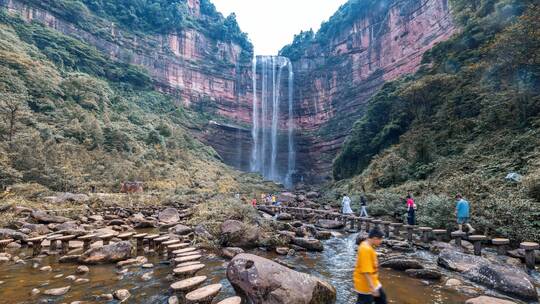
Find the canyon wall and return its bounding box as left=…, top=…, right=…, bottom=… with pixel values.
left=0, top=0, right=255, bottom=171
left=289, top=0, right=456, bottom=183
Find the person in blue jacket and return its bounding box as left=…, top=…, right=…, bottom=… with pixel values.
left=455, top=193, right=475, bottom=234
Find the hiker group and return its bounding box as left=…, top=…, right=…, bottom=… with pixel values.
left=350, top=192, right=475, bottom=304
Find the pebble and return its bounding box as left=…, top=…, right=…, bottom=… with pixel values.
left=66, top=275, right=77, bottom=281
left=142, top=263, right=154, bottom=268
left=113, top=289, right=130, bottom=301
left=30, top=288, right=40, bottom=296
left=54, top=274, right=64, bottom=279
left=40, top=266, right=52, bottom=272
left=44, top=286, right=71, bottom=296
left=75, top=278, right=90, bottom=284
left=445, top=278, right=462, bottom=287
left=76, top=265, right=89, bottom=274
left=168, top=295, right=179, bottom=304
left=97, top=293, right=113, bottom=301
left=141, top=272, right=153, bottom=281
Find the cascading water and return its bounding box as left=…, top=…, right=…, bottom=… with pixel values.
left=251, top=55, right=296, bottom=188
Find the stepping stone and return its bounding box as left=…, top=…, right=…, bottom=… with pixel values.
left=185, top=283, right=222, bottom=304
left=174, top=254, right=202, bottom=264
left=56, top=235, right=76, bottom=254
left=216, top=296, right=242, bottom=304
left=99, top=233, right=114, bottom=246
left=176, top=250, right=202, bottom=257
left=117, top=232, right=135, bottom=241
left=173, top=247, right=197, bottom=255
left=176, top=261, right=202, bottom=267
left=78, top=234, right=97, bottom=252
left=492, top=238, right=510, bottom=255
left=27, top=236, right=47, bottom=256
left=170, top=276, right=207, bottom=292
left=173, top=264, right=205, bottom=276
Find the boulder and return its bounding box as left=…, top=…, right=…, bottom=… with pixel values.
left=79, top=241, right=132, bottom=264
left=220, top=220, right=260, bottom=248
left=31, top=211, right=70, bottom=224
left=315, top=230, right=332, bottom=240
left=54, top=221, right=81, bottom=232
left=465, top=296, right=516, bottom=304
left=278, top=192, right=296, bottom=203
left=222, top=247, right=245, bottom=259
left=194, top=225, right=213, bottom=240
left=438, top=249, right=537, bottom=300
left=315, top=220, right=344, bottom=230
left=170, top=224, right=193, bottom=236
left=380, top=258, right=424, bottom=271
left=276, top=213, right=293, bottom=221
left=306, top=192, right=319, bottom=199
left=113, top=289, right=131, bottom=301
left=44, top=286, right=70, bottom=296
left=227, top=254, right=336, bottom=304
left=0, top=228, right=27, bottom=241
left=292, top=238, right=323, bottom=252
left=21, top=223, right=50, bottom=235
left=404, top=269, right=442, bottom=280
left=158, top=208, right=180, bottom=224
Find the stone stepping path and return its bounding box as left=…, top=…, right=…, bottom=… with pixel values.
left=174, top=254, right=202, bottom=265
left=176, top=250, right=202, bottom=257
left=185, top=283, right=222, bottom=304
left=172, top=264, right=205, bottom=277
left=173, top=247, right=197, bottom=255
left=170, top=275, right=207, bottom=293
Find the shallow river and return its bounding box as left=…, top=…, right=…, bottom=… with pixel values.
left=0, top=232, right=476, bottom=304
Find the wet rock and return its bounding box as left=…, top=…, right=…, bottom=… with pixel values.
left=117, top=256, right=147, bottom=267
left=170, top=224, right=192, bottom=236
left=40, top=266, right=52, bottom=272
left=0, top=228, right=27, bottom=241
left=227, top=254, right=336, bottom=304
left=75, top=278, right=90, bottom=284
left=59, top=255, right=81, bottom=263
left=276, top=213, right=293, bottom=221
left=315, top=219, right=344, bottom=230
left=220, top=220, right=260, bottom=248
left=222, top=247, right=245, bottom=259
left=31, top=288, right=40, bottom=296
left=31, top=211, right=70, bottom=224
left=142, top=263, right=154, bottom=268
left=445, top=278, right=462, bottom=287
left=159, top=208, right=180, bottom=224
left=315, top=230, right=332, bottom=240
left=79, top=241, right=132, bottom=264
left=405, top=269, right=442, bottom=280
left=66, top=275, right=77, bottom=281
left=292, top=238, right=324, bottom=252
left=76, top=265, right=89, bottom=274
left=465, top=296, right=516, bottom=304
left=97, top=293, right=113, bottom=301
left=44, top=286, right=71, bottom=296
left=380, top=258, right=423, bottom=271
left=438, top=249, right=537, bottom=300
left=141, top=272, right=153, bottom=281
left=113, top=289, right=130, bottom=301
left=168, top=295, right=179, bottom=304
left=276, top=247, right=290, bottom=255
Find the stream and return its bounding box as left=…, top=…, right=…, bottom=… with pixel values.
left=0, top=232, right=473, bottom=304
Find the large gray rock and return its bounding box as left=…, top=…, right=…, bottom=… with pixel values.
left=220, top=220, right=260, bottom=248
left=158, top=208, right=180, bottom=224
left=380, top=258, right=424, bottom=271
left=79, top=241, right=132, bottom=264
left=315, top=220, right=344, bottom=230
left=31, top=211, right=70, bottom=224
left=170, top=224, right=192, bottom=236
left=291, top=238, right=323, bottom=252
left=0, top=228, right=27, bottom=241
left=227, top=254, right=336, bottom=304
left=438, top=249, right=537, bottom=300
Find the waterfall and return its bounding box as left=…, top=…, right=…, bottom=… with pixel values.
left=250, top=55, right=295, bottom=187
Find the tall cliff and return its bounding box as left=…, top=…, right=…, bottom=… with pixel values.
left=0, top=0, right=256, bottom=171
left=281, top=0, right=455, bottom=183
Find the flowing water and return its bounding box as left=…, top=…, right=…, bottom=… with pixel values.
left=250, top=55, right=295, bottom=188
left=0, top=232, right=472, bottom=304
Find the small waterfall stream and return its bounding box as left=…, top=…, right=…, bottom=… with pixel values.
left=251, top=55, right=296, bottom=187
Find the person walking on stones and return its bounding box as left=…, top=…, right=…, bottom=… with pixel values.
left=406, top=194, right=416, bottom=225
left=455, top=193, right=475, bottom=234
left=353, top=228, right=387, bottom=304
left=359, top=194, right=369, bottom=217
left=342, top=194, right=354, bottom=214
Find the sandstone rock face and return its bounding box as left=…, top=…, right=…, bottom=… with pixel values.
left=220, top=220, right=260, bottom=248
left=227, top=254, right=336, bottom=304
left=79, top=241, right=132, bottom=264
left=438, top=249, right=537, bottom=300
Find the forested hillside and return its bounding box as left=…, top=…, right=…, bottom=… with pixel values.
left=330, top=0, right=540, bottom=242
left=0, top=8, right=260, bottom=196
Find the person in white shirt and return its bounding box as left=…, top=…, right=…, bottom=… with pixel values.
left=342, top=195, right=354, bottom=214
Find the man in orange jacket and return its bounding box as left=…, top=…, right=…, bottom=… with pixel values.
left=353, top=228, right=387, bottom=304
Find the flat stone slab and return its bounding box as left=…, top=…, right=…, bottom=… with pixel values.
left=173, top=247, right=197, bottom=255
left=168, top=243, right=190, bottom=251
left=176, top=251, right=202, bottom=257
left=451, top=231, right=466, bottom=237
left=419, top=227, right=433, bottom=232
left=174, top=254, right=202, bottom=264
left=173, top=264, right=205, bottom=276
left=432, top=229, right=446, bottom=234
left=185, top=284, right=222, bottom=303
left=176, top=261, right=201, bottom=268
left=491, top=238, right=510, bottom=245
left=216, top=296, right=242, bottom=304
left=78, top=234, right=97, bottom=240
left=133, top=233, right=148, bottom=239
left=468, top=235, right=487, bottom=241
left=520, top=242, right=539, bottom=250
left=162, top=240, right=181, bottom=246
left=170, top=276, right=207, bottom=292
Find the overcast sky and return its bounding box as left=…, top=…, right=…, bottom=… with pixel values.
left=211, top=0, right=348, bottom=55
